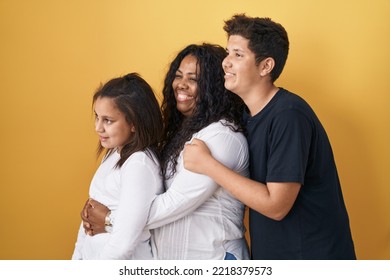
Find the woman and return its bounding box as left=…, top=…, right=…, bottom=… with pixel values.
left=82, top=44, right=249, bottom=259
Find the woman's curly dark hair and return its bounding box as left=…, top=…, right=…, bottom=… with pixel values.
left=159, top=43, right=245, bottom=179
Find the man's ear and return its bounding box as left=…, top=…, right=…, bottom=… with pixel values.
left=259, top=57, right=275, bottom=77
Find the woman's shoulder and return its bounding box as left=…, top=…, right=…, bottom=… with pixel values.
left=199, top=120, right=237, bottom=133
left=194, top=120, right=246, bottom=143
left=195, top=121, right=249, bottom=173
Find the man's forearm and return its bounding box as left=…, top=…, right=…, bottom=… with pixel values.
left=203, top=156, right=274, bottom=216
left=205, top=157, right=300, bottom=220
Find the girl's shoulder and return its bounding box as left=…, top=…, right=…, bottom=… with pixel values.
left=123, top=149, right=160, bottom=168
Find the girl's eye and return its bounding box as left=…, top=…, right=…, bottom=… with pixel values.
left=104, top=119, right=112, bottom=124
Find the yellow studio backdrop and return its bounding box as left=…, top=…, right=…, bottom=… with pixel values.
left=0, top=0, right=389, bottom=259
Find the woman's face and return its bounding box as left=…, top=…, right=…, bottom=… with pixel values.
left=172, top=55, right=199, bottom=117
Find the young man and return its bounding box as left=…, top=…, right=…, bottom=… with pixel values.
left=183, top=14, right=356, bottom=260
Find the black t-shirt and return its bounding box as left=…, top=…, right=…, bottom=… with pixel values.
left=246, top=88, right=356, bottom=259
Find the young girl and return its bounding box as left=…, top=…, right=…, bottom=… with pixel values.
left=72, top=73, right=163, bottom=259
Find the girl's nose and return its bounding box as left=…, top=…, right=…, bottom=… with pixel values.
left=95, top=119, right=104, bottom=132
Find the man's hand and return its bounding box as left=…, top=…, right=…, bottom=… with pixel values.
left=81, top=198, right=110, bottom=236
left=183, top=138, right=212, bottom=174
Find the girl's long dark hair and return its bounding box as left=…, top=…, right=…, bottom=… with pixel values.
left=160, top=43, right=245, bottom=179
left=93, top=73, right=163, bottom=168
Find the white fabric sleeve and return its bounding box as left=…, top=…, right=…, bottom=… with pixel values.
left=147, top=126, right=245, bottom=229
left=95, top=157, right=159, bottom=259
left=71, top=221, right=86, bottom=260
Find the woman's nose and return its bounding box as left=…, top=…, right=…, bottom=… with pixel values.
left=177, top=79, right=188, bottom=89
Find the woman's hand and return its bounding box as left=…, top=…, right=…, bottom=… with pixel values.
left=81, top=198, right=110, bottom=236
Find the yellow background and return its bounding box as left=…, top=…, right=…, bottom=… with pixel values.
left=0, top=0, right=389, bottom=259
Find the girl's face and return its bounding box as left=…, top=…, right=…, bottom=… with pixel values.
left=94, top=97, right=134, bottom=151
left=172, top=55, right=199, bottom=117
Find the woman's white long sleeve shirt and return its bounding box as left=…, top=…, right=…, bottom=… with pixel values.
left=148, top=121, right=250, bottom=259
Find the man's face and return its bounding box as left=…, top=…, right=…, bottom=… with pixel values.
left=222, top=35, right=262, bottom=99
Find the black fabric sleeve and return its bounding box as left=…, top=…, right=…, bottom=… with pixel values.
left=266, top=108, right=312, bottom=184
